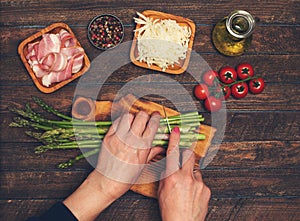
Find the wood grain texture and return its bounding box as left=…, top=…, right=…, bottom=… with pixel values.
left=0, top=0, right=299, bottom=25
left=1, top=197, right=299, bottom=221
left=1, top=53, right=300, bottom=83
left=1, top=0, right=299, bottom=220
left=1, top=26, right=299, bottom=57
left=1, top=83, right=300, bottom=112
left=1, top=141, right=299, bottom=171
left=1, top=169, right=299, bottom=199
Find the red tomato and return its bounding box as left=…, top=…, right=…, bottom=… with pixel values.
left=249, top=77, right=265, bottom=94
left=204, top=96, right=222, bottom=112
left=222, top=86, right=231, bottom=100
left=194, top=84, right=210, bottom=100
left=203, top=70, right=218, bottom=86
left=231, top=82, right=248, bottom=99
left=219, top=66, right=237, bottom=84
left=236, top=63, right=254, bottom=80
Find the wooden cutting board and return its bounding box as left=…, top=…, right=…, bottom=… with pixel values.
left=72, top=94, right=216, bottom=198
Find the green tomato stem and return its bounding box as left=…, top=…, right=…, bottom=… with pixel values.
left=219, top=76, right=259, bottom=88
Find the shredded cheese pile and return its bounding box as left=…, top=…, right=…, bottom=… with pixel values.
left=134, top=12, right=191, bottom=71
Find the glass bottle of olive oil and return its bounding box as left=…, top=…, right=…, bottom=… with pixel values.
left=212, top=10, right=255, bottom=56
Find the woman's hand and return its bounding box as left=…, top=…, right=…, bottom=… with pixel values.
left=158, top=127, right=211, bottom=221
left=63, top=111, right=162, bottom=221
left=96, top=110, right=162, bottom=198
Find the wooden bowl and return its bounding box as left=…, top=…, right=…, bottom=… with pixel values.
left=130, top=10, right=196, bottom=75
left=18, top=22, right=90, bottom=93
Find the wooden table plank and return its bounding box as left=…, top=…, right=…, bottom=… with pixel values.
left=1, top=0, right=299, bottom=220
left=1, top=82, right=300, bottom=112
left=1, top=54, right=300, bottom=84
left=1, top=141, right=299, bottom=171
left=1, top=169, right=299, bottom=199
left=1, top=197, right=299, bottom=221
left=1, top=0, right=298, bottom=25
left=206, top=197, right=300, bottom=221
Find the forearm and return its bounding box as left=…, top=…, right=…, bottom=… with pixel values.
left=63, top=170, right=117, bottom=221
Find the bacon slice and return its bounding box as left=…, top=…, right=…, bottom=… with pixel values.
left=59, top=29, right=76, bottom=47
left=28, top=55, right=39, bottom=66
left=42, top=56, right=74, bottom=87
left=26, top=41, right=39, bottom=60
left=27, top=28, right=85, bottom=87
left=61, top=46, right=84, bottom=59
left=72, top=53, right=84, bottom=73
left=27, top=42, right=40, bottom=67
left=32, top=64, right=50, bottom=78
left=37, top=33, right=61, bottom=61
left=61, top=47, right=84, bottom=73
left=40, top=52, right=68, bottom=72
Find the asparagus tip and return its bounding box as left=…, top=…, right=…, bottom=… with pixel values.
left=34, top=146, right=47, bottom=154
left=9, top=122, right=22, bottom=127
left=57, top=160, right=74, bottom=169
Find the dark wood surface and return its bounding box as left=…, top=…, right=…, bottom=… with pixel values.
left=1, top=0, right=299, bottom=220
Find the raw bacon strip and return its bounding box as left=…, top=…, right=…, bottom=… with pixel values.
left=37, top=33, right=61, bottom=61
left=40, top=52, right=68, bottom=72
left=42, top=55, right=74, bottom=87
left=27, top=28, right=85, bottom=87
left=28, top=55, right=39, bottom=66
left=32, top=64, right=50, bottom=78
left=26, top=41, right=39, bottom=60
left=50, top=53, right=68, bottom=72
left=39, top=53, right=55, bottom=70
left=61, top=46, right=84, bottom=60
left=30, top=43, right=40, bottom=65
left=71, top=52, right=84, bottom=73
left=27, top=42, right=37, bottom=54
left=59, top=29, right=76, bottom=47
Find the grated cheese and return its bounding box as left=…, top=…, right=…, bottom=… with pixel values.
left=134, top=12, right=191, bottom=71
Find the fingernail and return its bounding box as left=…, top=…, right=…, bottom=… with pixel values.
left=173, top=126, right=180, bottom=133
left=152, top=111, right=161, bottom=116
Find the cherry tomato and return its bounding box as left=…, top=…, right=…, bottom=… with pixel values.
left=236, top=63, right=254, bottom=80
left=202, top=70, right=218, bottom=86
left=222, top=86, right=231, bottom=100
left=204, top=96, right=222, bottom=112
left=214, top=85, right=230, bottom=100
left=249, top=77, right=265, bottom=94
left=219, top=66, right=237, bottom=84
left=231, top=82, right=248, bottom=99
left=194, top=84, right=210, bottom=100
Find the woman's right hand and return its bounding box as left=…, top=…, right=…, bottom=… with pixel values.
left=158, top=126, right=211, bottom=221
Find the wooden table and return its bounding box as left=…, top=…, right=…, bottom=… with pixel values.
left=1, top=1, right=299, bottom=220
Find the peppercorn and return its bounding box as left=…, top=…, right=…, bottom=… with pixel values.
left=88, top=14, right=124, bottom=50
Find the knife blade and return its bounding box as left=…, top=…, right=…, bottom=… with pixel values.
left=163, top=106, right=172, bottom=134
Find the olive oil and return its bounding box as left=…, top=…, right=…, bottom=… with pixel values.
left=212, top=10, right=255, bottom=56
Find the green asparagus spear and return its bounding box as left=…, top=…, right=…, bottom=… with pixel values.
left=9, top=98, right=206, bottom=168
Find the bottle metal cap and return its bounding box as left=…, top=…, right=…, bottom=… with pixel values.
left=226, top=10, right=255, bottom=39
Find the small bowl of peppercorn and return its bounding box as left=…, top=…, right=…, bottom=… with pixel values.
left=88, top=14, right=124, bottom=50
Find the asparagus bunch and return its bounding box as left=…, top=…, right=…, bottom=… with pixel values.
left=9, top=97, right=205, bottom=168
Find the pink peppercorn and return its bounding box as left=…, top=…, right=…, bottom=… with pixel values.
left=88, top=14, right=124, bottom=50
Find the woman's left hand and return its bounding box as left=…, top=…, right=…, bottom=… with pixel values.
left=63, top=111, right=162, bottom=221
left=96, top=110, right=163, bottom=198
